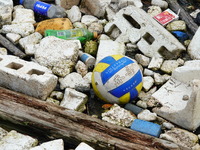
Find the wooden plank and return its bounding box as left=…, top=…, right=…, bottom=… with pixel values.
left=0, top=87, right=182, bottom=149
left=0, top=34, right=26, bottom=58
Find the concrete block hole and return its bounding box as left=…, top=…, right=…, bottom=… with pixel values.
left=6, top=62, right=23, bottom=70
left=27, top=69, right=45, bottom=75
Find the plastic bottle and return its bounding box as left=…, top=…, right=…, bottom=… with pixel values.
left=19, top=0, right=66, bottom=18
left=45, top=28, right=98, bottom=44
left=79, top=51, right=96, bottom=69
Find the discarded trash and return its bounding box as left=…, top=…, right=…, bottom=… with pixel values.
left=84, top=40, right=98, bottom=56
left=171, top=31, right=189, bottom=43
left=154, top=9, right=179, bottom=26
left=45, top=28, right=98, bottom=44
left=19, top=0, right=66, bottom=18
left=124, top=103, right=144, bottom=115
left=92, top=55, right=143, bottom=104
left=130, top=119, right=162, bottom=137
left=35, top=18, right=73, bottom=35
left=79, top=51, right=96, bottom=69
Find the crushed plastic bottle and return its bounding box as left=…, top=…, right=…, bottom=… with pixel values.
left=44, top=28, right=98, bottom=44
left=19, top=0, right=66, bottom=18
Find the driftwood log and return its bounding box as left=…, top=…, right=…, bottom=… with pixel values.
left=166, top=0, right=198, bottom=35
left=0, top=87, right=184, bottom=150
left=0, top=34, right=26, bottom=58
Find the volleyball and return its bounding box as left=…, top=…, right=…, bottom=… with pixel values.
left=92, top=55, right=143, bottom=104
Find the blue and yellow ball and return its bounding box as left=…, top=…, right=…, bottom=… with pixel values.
left=92, top=55, right=143, bottom=104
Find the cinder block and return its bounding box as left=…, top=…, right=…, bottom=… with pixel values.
left=130, top=119, right=161, bottom=137
left=0, top=55, right=58, bottom=100
left=104, top=6, right=186, bottom=59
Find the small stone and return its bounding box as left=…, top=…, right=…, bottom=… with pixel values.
left=81, top=15, right=98, bottom=26
left=102, top=104, right=136, bottom=127
left=166, top=20, right=187, bottom=32
left=50, top=91, right=64, bottom=101
left=177, top=58, right=185, bottom=66
left=161, top=60, right=180, bottom=74
left=46, top=97, right=60, bottom=105
left=126, top=43, right=138, bottom=52
left=75, top=142, right=94, bottom=150
left=88, top=22, right=104, bottom=34
left=136, top=100, right=148, bottom=109
left=135, top=54, right=150, bottom=67
left=66, top=5, right=81, bottom=23
left=75, top=60, right=88, bottom=77
left=162, top=122, right=175, bottom=130
left=147, top=6, right=162, bottom=17
left=73, top=22, right=87, bottom=29
left=182, top=95, right=189, bottom=101
left=148, top=57, right=164, bottom=70
left=151, top=0, right=168, bottom=9
left=0, top=48, right=7, bottom=55
left=143, top=76, right=154, bottom=91
left=137, top=109, right=157, bottom=121
left=6, top=33, right=21, bottom=44
left=160, top=128, right=199, bottom=148
left=139, top=86, right=157, bottom=101
left=84, top=40, right=98, bottom=56
left=154, top=73, right=169, bottom=85
left=99, top=34, right=110, bottom=40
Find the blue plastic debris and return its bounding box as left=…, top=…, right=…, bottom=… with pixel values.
left=171, top=31, right=189, bottom=42
left=124, top=103, right=143, bottom=115
left=130, top=119, right=161, bottom=137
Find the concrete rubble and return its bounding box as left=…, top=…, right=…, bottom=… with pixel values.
left=1, top=0, right=200, bottom=149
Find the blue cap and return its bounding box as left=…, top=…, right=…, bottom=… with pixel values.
left=19, top=0, right=24, bottom=5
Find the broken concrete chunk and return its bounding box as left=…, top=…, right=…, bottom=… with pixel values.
left=0, top=55, right=58, bottom=100
left=50, top=91, right=64, bottom=101
left=0, top=6, right=12, bottom=27
left=172, top=60, right=200, bottom=84
left=30, top=139, right=64, bottom=150
left=160, top=60, right=180, bottom=74
left=154, top=73, right=170, bottom=85
left=152, top=78, right=200, bottom=131
left=137, top=109, right=157, bottom=121
left=118, top=0, right=143, bottom=9
left=88, top=22, right=104, bottom=34
left=148, top=57, right=164, bottom=70
left=66, top=6, right=81, bottom=23
left=34, top=36, right=79, bottom=77
left=83, top=72, right=92, bottom=84
left=143, top=76, right=154, bottom=91
left=162, top=122, right=175, bottom=130
left=96, top=40, right=126, bottom=64
left=0, top=130, right=38, bottom=150
left=81, top=15, right=99, bottom=26
left=19, top=32, right=42, bottom=49
left=104, top=6, right=186, bottom=59
left=59, top=72, right=90, bottom=91
left=75, top=142, right=94, bottom=150
left=160, top=128, right=199, bottom=148
left=0, top=127, right=7, bottom=140
left=139, top=86, right=157, bottom=102
left=0, top=23, right=35, bottom=37
left=188, top=27, right=200, bottom=60
left=102, top=104, right=136, bottom=127
left=6, top=33, right=21, bottom=44
left=60, top=88, right=88, bottom=112
left=136, top=100, right=148, bottom=109
left=135, top=54, right=150, bottom=67
left=143, top=68, right=154, bottom=76
left=12, top=8, right=35, bottom=24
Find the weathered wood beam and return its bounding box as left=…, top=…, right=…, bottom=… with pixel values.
left=0, top=87, right=182, bottom=149
left=0, top=34, right=26, bottom=58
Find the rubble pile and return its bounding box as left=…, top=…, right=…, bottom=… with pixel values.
left=1, top=0, right=200, bottom=149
